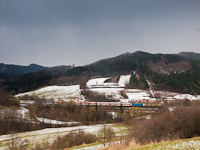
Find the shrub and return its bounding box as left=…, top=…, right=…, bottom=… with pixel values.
left=0, top=89, right=19, bottom=107
left=50, top=130, right=97, bottom=149
left=130, top=106, right=200, bottom=144
left=0, top=107, right=42, bottom=135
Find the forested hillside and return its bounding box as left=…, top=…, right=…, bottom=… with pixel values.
left=0, top=63, right=48, bottom=83
left=0, top=66, right=73, bottom=94
left=179, top=52, right=200, bottom=60
left=1, top=51, right=200, bottom=94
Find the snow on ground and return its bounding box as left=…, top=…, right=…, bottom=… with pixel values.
left=89, top=88, right=124, bottom=99
left=17, top=107, right=29, bottom=118
left=74, top=140, right=121, bottom=150
left=120, top=99, right=130, bottom=103
left=126, top=92, right=151, bottom=100
left=166, top=140, right=200, bottom=150
left=151, top=91, right=200, bottom=100
left=145, top=76, right=155, bottom=97
left=125, top=89, right=146, bottom=92
left=0, top=124, right=114, bottom=150
left=86, top=78, right=110, bottom=88
left=174, top=94, right=197, bottom=100
left=153, top=91, right=180, bottom=97
left=37, top=117, right=79, bottom=125
left=0, top=107, right=30, bottom=120
left=15, top=85, right=82, bottom=101
left=118, top=75, right=131, bottom=87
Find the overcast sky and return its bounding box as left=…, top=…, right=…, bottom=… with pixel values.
left=0, top=0, right=200, bottom=67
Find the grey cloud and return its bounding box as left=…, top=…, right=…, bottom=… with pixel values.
left=1, top=0, right=199, bottom=27
left=0, top=0, right=200, bottom=66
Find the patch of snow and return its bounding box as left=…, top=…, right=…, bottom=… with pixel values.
left=174, top=94, right=197, bottom=100
left=125, top=89, right=145, bottom=92
left=17, top=107, right=29, bottom=118
left=196, top=95, right=200, bottom=100
left=118, top=75, right=131, bottom=87
left=126, top=92, right=150, bottom=100
left=15, top=85, right=82, bottom=101
left=74, top=140, right=121, bottom=150
left=154, top=91, right=180, bottom=98
left=120, top=99, right=130, bottom=103
left=166, top=140, right=200, bottom=150
left=168, top=106, right=175, bottom=111
left=89, top=88, right=124, bottom=99
left=164, top=97, right=176, bottom=101
left=0, top=107, right=29, bottom=120
left=145, top=76, right=155, bottom=97
left=86, top=78, right=110, bottom=88
left=107, top=112, right=118, bottom=119
left=37, top=117, right=79, bottom=125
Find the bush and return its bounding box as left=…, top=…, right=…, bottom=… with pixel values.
left=81, top=89, right=117, bottom=102
left=0, top=107, right=42, bottom=135
left=0, top=89, right=19, bottom=107
left=50, top=130, right=97, bottom=149
left=130, top=106, right=200, bottom=144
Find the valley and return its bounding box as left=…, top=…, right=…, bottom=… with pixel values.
left=1, top=51, right=200, bottom=149
left=1, top=0, right=200, bottom=149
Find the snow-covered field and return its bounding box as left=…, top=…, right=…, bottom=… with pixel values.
left=15, top=77, right=200, bottom=103
left=88, top=83, right=200, bottom=101
left=89, top=88, right=124, bottom=99
left=15, top=85, right=83, bottom=101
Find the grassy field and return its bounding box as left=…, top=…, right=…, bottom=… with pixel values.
left=63, top=124, right=128, bottom=150
left=128, top=137, right=200, bottom=150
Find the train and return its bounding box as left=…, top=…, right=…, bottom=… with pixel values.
left=74, top=101, right=145, bottom=107
left=20, top=100, right=147, bottom=107
left=88, top=102, right=131, bottom=106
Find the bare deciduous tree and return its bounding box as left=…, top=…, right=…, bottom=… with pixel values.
left=97, top=125, right=115, bottom=146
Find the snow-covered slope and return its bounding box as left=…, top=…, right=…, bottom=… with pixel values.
left=16, top=85, right=82, bottom=101
left=118, top=75, right=131, bottom=87
left=86, top=78, right=110, bottom=88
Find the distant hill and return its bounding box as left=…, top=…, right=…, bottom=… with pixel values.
left=0, top=63, right=73, bottom=84
left=178, top=52, right=200, bottom=60
left=1, top=51, right=200, bottom=95
left=0, top=63, right=49, bottom=74
left=0, top=64, right=73, bottom=94
left=0, top=63, right=48, bottom=82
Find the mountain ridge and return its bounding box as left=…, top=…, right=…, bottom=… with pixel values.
left=0, top=63, right=72, bottom=83
left=1, top=51, right=200, bottom=95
